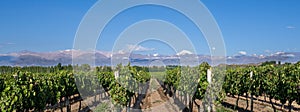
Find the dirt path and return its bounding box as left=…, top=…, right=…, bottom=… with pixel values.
left=50, top=79, right=184, bottom=112
left=48, top=78, right=300, bottom=112
left=141, top=79, right=182, bottom=112
left=223, top=95, right=300, bottom=112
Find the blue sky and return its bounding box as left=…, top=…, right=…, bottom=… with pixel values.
left=0, top=0, right=299, bottom=56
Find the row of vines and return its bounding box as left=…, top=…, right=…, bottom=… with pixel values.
left=0, top=62, right=300, bottom=112
left=162, top=62, right=300, bottom=112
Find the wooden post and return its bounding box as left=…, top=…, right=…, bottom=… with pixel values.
left=114, top=71, right=119, bottom=78
left=13, top=74, right=18, bottom=79
left=207, top=68, right=212, bottom=84
left=250, top=71, right=254, bottom=112
left=206, top=68, right=212, bottom=112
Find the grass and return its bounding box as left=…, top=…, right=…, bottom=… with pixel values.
left=94, top=102, right=111, bottom=112
left=150, top=72, right=166, bottom=81
left=216, top=105, right=234, bottom=112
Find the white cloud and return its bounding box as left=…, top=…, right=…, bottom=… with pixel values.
left=0, top=42, right=16, bottom=45
left=286, top=26, right=296, bottom=29
left=0, top=42, right=15, bottom=49
left=238, top=51, right=247, bottom=55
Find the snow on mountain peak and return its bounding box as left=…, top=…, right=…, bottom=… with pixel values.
left=176, top=50, right=193, bottom=56
left=153, top=53, right=159, bottom=57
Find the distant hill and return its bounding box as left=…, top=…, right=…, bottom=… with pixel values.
left=0, top=50, right=299, bottom=66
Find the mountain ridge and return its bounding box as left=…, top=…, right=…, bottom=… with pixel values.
left=0, top=50, right=299, bottom=66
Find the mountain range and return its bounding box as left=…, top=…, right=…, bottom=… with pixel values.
left=0, top=50, right=299, bottom=66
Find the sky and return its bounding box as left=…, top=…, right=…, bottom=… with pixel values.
left=0, top=0, right=299, bottom=56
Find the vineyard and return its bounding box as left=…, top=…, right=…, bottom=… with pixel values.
left=0, top=61, right=300, bottom=112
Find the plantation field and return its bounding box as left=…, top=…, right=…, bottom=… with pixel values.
left=0, top=61, right=300, bottom=112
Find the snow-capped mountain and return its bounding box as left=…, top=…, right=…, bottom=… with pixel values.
left=0, top=50, right=300, bottom=66
left=176, top=50, right=193, bottom=56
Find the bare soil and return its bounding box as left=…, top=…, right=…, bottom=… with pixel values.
left=47, top=79, right=300, bottom=112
